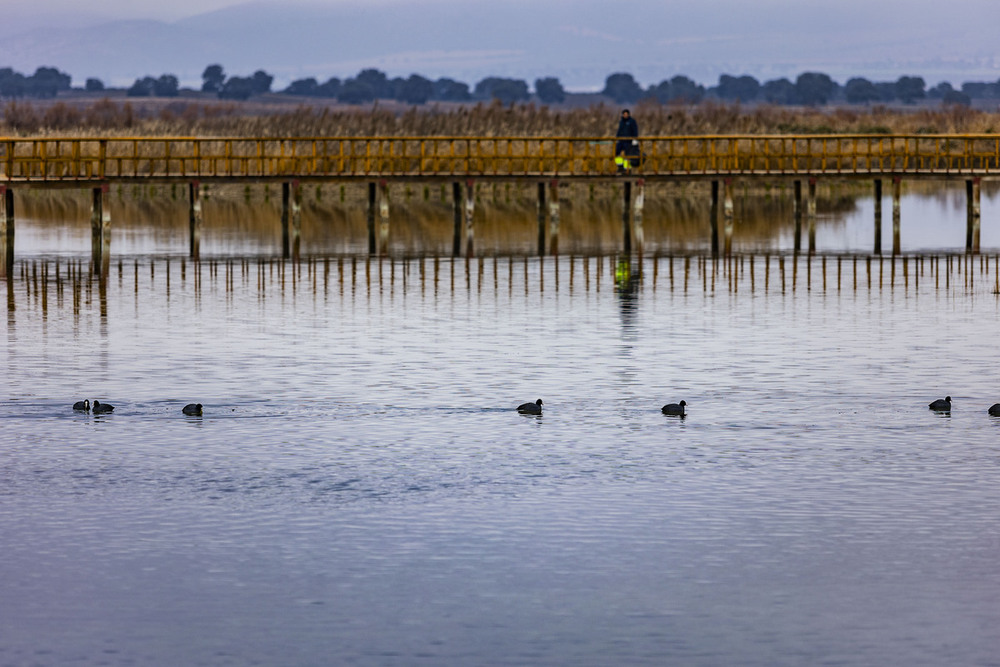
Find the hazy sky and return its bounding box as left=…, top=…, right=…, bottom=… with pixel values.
left=16, top=0, right=411, bottom=22
left=7, top=0, right=1000, bottom=89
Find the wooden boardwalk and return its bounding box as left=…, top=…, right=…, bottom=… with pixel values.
left=0, top=134, right=995, bottom=269
left=2, top=134, right=1000, bottom=183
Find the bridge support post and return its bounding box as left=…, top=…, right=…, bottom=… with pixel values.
left=188, top=181, right=202, bottom=261
left=91, top=184, right=110, bottom=273
left=723, top=178, right=734, bottom=256
left=633, top=179, right=644, bottom=255
left=874, top=179, right=883, bottom=255
left=379, top=180, right=390, bottom=256
left=710, top=180, right=719, bottom=257
left=967, top=178, right=981, bottom=254
left=367, top=182, right=377, bottom=256
left=537, top=182, right=546, bottom=256
left=0, top=186, right=12, bottom=277
left=464, top=179, right=475, bottom=258
left=892, top=176, right=902, bottom=256
left=807, top=177, right=817, bottom=255
left=549, top=180, right=560, bottom=256
left=453, top=182, right=463, bottom=258
left=281, top=182, right=291, bottom=259
left=291, top=180, right=302, bottom=261
left=622, top=181, right=632, bottom=254
left=793, top=180, right=802, bottom=254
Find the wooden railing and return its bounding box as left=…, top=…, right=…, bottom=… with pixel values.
left=2, top=135, right=1000, bottom=181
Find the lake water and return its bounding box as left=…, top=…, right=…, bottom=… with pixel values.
left=3, top=191, right=1000, bottom=666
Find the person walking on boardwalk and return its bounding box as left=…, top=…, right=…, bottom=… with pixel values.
left=615, top=109, right=639, bottom=173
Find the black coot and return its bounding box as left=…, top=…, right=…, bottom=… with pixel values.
left=517, top=399, right=543, bottom=415
left=661, top=400, right=687, bottom=416
left=928, top=396, right=952, bottom=411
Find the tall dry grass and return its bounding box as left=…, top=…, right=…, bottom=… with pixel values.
left=4, top=98, right=1000, bottom=137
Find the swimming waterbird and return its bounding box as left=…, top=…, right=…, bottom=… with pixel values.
left=661, top=400, right=687, bottom=416
left=517, top=399, right=543, bottom=415
left=928, top=396, right=952, bottom=411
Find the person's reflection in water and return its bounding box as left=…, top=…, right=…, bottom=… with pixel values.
left=615, top=255, right=641, bottom=338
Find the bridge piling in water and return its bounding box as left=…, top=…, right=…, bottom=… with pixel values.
left=367, top=183, right=376, bottom=255
left=536, top=182, right=546, bottom=256
left=453, top=182, right=462, bottom=257
left=291, top=181, right=302, bottom=261
left=874, top=180, right=883, bottom=255
left=622, top=181, right=632, bottom=253
left=633, top=179, right=645, bottom=255
left=464, top=180, right=475, bottom=258
left=379, top=180, right=390, bottom=256
left=91, top=184, right=110, bottom=272
left=793, top=180, right=802, bottom=253
left=188, top=181, right=201, bottom=260
left=723, top=178, right=734, bottom=256
left=967, top=177, right=981, bottom=254
left=281, top=182, right=291, bottom=259
left=548, top=180, right=560, bottom=256
left=0, top=186, right=12, bottom=277
left=892, top=177, right=902, bottom=256
left=807, top=178, right=817, bottom=255
left=710, top=180, right=720, bottom=257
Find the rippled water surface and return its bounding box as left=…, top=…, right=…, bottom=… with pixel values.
left=4, top=207, right=1000, bottom=664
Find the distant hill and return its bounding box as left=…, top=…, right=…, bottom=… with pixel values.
left=5, top=0, right=1000, bottom=91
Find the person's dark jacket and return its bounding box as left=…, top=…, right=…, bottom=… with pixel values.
left=616, top=115, right=639, bottom=156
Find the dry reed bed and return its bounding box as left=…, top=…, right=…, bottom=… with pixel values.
left=4, top=98, right=1000, bottom=137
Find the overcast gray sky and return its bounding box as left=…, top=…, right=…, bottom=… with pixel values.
left=6, top=0, right=1000, bottom=89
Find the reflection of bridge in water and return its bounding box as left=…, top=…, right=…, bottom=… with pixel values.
left=1, top=134, right=998, bottom=272
left=8, top=253, right=1000, bottom=317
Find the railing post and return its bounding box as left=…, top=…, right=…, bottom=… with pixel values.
left=874, top=179, right=883, bottom=255
left=4, top=140, right=13, bottom=182
left=549, top=179, right=560, bottom=256
left=98, top=140, right=106, bottom=180
left=188, top=181, right=201, bottom=260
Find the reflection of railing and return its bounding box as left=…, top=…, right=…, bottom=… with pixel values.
left=2, top=135, right=1000, bottom=181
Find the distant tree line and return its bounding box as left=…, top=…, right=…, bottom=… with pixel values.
left=4, top=63, right=1000, bottom=108
left=0, top=67, right=72, bottom=98
left=602, top=72, right=980, bottom=107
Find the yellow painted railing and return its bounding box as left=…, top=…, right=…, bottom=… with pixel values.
left=2, top=135, right=1000, bottom=181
